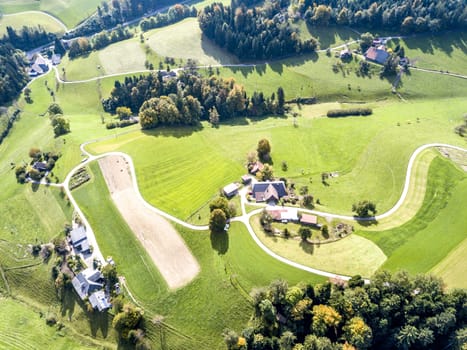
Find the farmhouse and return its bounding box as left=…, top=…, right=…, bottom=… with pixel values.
left=71, top=268, right=104, bottom=299
left=223, top=183, right=239, bottom=197
left=33, top=161, right=48, bottom=171
left=252, top=181, right=287, bottom=204
left=300, top=213, right=319, bottom=227
left=70, top=226, right=90, bottom=253
left=89, top=290, right=112, bottom=311
left=29, top=55, right=49, bottom=76
left=266, top=207, right=298, bottom=222
left=365, top=46, right=390, bottom=65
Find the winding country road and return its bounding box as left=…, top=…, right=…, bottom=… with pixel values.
left=60, top=139, right=466, bottom=282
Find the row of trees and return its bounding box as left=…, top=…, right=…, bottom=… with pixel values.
left=140, top=4, right=197, bottom=31
left=66, top=0, right=180, bottom=38
left=0, top=43, right=29, bottom=105
left=1, top=25, right=55, bottom=51
left=225, top=271, right=466, bottom=349
left=198, top=1, right=319, bottom=60
left=102, top=71, right=286, bottom=128
left=68, top=26, right=133, bottom=59
left=293, top=0, right=466, bottom=33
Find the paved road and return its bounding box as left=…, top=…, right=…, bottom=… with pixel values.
left=66, top=139, right=466, bottom=281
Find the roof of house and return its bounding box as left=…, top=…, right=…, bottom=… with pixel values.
left=249, top=161, right=264, bottom=174
left=365, top=47, right=390, bottom=64
left=70, top=226, right=87, bottom=245
left=266, top=207, right=298, bottom=221
left=223, top=183, right=239, bottom=196
left=89, top=290, right=111, bottom=311
left=33, top=161, right=48, bottom=171
left=71, top=268, right=104, bottom=300
left=241, top=175, right=251, bottom=183
left=252, top=181, right=287, bottom=202
left=51, top=54, right=61, bottom=65
left=300, top=214, right=318, bottom=225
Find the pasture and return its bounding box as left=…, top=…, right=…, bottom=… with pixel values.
left=0, top=0, right=101, bottom=27
left=74, top=163, right=322, bottom=349
left=0, top=11, right=66, bottom=35
left=146, top=18, right=239, bottom=65
left=250, top=217, right=387, bottom=278
left=87, top=98, right=466, bottom=218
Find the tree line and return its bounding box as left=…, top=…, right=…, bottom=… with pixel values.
left=140, top=4, right=197, bottom=31
left=102, top=71, right=286, bottom=129
left=0, top=43, right=29, bottom=106
left=293, top=0, right=466, bottom=33
left=65, top=0, right=182, bottom=38
left=198, top=0, right=319, bottom=60
left=224, top=271, right=466, bottom=349
left=67, top=26, right=133, bottom=59
left=1, top=25, right=55, bottom=51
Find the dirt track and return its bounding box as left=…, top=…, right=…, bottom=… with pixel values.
left=98, top=155, right=199, bottom=289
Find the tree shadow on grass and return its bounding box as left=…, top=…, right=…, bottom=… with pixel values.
left=141, top=123, right=203, bottom=138
left=299, top=240, right=314, bottom=255
left=210, top=230, right=229, bottom=255
left=61, top=288, right=76, bottom=321
left=88, top=309, right=110, bottom=338
left=356, top=217, right=379, bottom=227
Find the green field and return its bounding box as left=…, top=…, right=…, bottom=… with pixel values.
left=0, top=11, right=66, bottom=35
left=88, top=98, right=466, bottom=219
left=0, top=0, right=101, bottom=27
left=146, top=18, right=239, bottom=65
left=358, top=156, right=467, bottom=279
left=431, top=236, right=467, bottom=289
left=73, top=162, right=322, bottom=349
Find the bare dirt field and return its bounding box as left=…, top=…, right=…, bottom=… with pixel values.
left=98, top=155, right=200, bottom=289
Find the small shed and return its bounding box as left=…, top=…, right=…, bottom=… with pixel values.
left=89, top=290, right=111, bottom=311
left=223, top=183, right=239, bottom=197
left=241, top=175, right=251, bottom=184
left=300, top=214, right=318, bottom=226
left=33, top=162, right=48, bottom=171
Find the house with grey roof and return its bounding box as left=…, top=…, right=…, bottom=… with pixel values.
left=71, top=268, right=103, bottom=300
left=70, top=226, right=90, bottom=253
left=89, top=290, right=112, bottom=311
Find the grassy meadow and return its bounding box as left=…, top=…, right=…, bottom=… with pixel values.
left=73, top=162, right=322, bottom=349
left=0, top=11, right=66, bottom=35
left=0, top=0, right=101, bottom=27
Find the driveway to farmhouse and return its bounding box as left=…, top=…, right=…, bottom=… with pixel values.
left=98, top=154, right=200, bottom=289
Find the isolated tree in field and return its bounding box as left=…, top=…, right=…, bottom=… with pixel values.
left=277, top=87, right=285, bottom=113
left=257, top=138, right=271, bottom=162
left=48, top=103, right=63, bottom=116
left=116, top=106, right=132, bottom=120
left=299, top=227, right=311, bottom=241
left=209, top=209, right=227, bottom=233
left=302, top=194, right=314, bottom=208
left=352, top=200, right=377, bottom=217
left=51, top=116, right=70, bottom=137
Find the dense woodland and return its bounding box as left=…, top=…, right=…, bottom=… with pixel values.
left=0, top=43, right=29, bottom=105
left=198, top=0, right=319, bottom=60
left=226, top=271, right=467, bottom=350
left=1, top=25, right=55, bottom=51
left=293, top=0, right=467, bottom=32
left=66, top=0, right=180, bottom=38
left=102, top=71, right=285, bottom=128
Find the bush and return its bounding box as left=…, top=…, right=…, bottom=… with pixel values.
left=327, top=108, right=372, bottom=117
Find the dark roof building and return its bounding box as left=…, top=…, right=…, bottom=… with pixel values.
left=89, top=290, right=112, bottom=312
left=365, top=47, right=390, bottom=64
left=71, top=268, right=104, bottom=300
left=252, top=181, right=287, bottom=204
left=33, top=162, right=48, bottom=171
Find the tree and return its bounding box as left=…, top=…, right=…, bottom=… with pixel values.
left=51, top=116, right=70, bottom=137
left=352, top=200, right=377, bottom=217
left=112, top=303, right=143, bottom=340
left=223, top=328, right=239, bottom=350
left=360, top=32, right=374, bottom=52
left=210, top=196, right=232, bottom=218
left=257, top=163, right=274, bottom=181
left=312, top=304, right=342, bottom=337
left=48, top=103, right=63, bottom=116
left=54, top=38, right=66, bottom=55
left=343, top=317, right=372, bottom=349
left=257, top=138, right=271, bottom=162
left=312, top=5, right=332, bottom=26
left=209, top=208, right=227, bottom=233
left=209, top=106, right=220, bottom=126
left=116, top=106, right=132, bottom=119
left=279, top=331, right=297, bottom=350
left=299, top=227, right=311, bottom=241
left=277, top=87, right=285, bottom=113
left=29, top=147, right=42, bottom=160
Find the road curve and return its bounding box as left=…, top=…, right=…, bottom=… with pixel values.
left=69, top=139, right=466, bottom=281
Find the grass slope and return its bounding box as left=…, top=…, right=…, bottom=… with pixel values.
left=74, top=162, right=322, bottom=349
left=358, top=156, right=467, bottom=281
left=0, top=0, right=101, bottom=27
left=430, top=236, right=467, bottom=289
left=0, top=12, right=65, bottom=35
